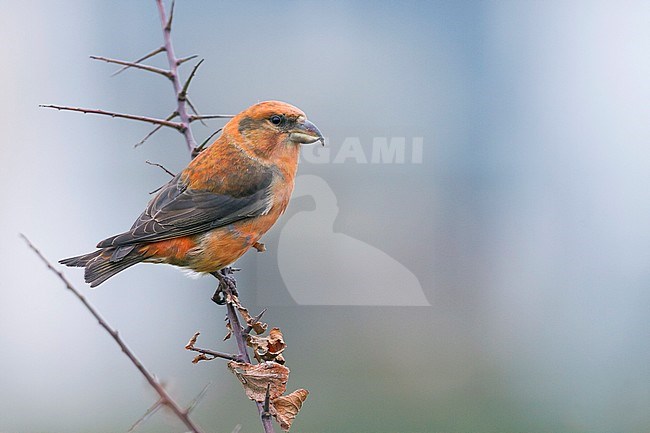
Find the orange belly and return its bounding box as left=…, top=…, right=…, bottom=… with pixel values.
left=138, top=211, right=284, bottom=273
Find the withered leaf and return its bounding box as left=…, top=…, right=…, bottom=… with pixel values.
left=226, top=293, right=268, bottom=335
left=185, top=331, right=200, bottom=350
left=228, top=361, right=289, bottom=401
left=192, top=353, right=212, bottom=364
left=247, top=327, right=287, bottom=363
left=271, top=388, right=309, bottom=431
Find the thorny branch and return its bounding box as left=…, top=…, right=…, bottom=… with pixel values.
left=190, top=114, right=234, bottom=122
left=90, top=55, right=173, bottom=79
left=155, top=0, right=197, bottom=153
left=214, top=269, right=276, bottom=433
left=198, top=275, right=308, bottom=431
left=145, top=160, right=176, bottom=177
left=135, top=112, right=178, bottom=148
left=111, top=46, right=165, bottom=77
left=38, top=105, right=184, bottom=130
left=41, top=0, right=233, bottom=154
left=179, top=59, right=204, bottom=101
left=185, top=332, right=243, bottom=363
left=243, top=308, right=268, bottom=336
left=37, top=1, right=308, bottom=431
left=20, top=234, right=205, bottom=433
left=127, top=399, right=162, bottom=433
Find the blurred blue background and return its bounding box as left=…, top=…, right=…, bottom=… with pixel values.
left=1, top=1, right=649, bottom=432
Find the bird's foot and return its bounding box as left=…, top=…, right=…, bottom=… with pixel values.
left=211, top=267, right=238, bottom=305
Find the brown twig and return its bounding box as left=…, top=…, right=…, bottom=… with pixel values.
left=186, top=382, right=213, bottom=415
left=156, top=0, right=197, bottom=153
left=262, top=383, right=272, bottom=421
left=185, top=332, right=243, bottom=362
left=90, top=55, right=173, bottom=79
left=42, top=2, right=288, bottom=431
left=145, top=160, right=176, bottom=177
left=243, top=308, right=267, bottom=336
left=134, top=112, right=179, bottom=148
left=111, top=46, right=165, bottom=77
left=215, top=269, right=276, bottom=433
left=177, top=54, right=199, bottom=66
left=201, top=129, right=223, bottom=147
left=165, top=0, right=175, bottom=31
left=39, top=105, right=183, bottom=130
left=20, top=234, right=205, bottom=433
left=179, top=59, right=205, bottom=101
left=149, top=11, right=277, bottom=432
left=42, top=2, right=232, bottom=156
left=190, top=114, right=235, bottom=122
left=192, top=128, right=222, bottom=158
left=186, top=97, right=208, bottom=126
left=128, top=399, right=163, bottom=433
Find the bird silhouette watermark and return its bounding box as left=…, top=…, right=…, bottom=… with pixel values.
left=256, top=174, right=431, bottom=306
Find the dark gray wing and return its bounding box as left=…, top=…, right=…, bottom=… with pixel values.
left=97, top=171, right=273, bottom=248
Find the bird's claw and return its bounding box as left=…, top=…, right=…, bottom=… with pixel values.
left=211, top=267, right=238, bottom=304
left=211, top=289, right=227, bottom=305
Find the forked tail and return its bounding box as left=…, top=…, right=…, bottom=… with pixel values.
left=60, top=248, right=144, bottom=287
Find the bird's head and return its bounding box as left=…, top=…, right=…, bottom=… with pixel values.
left=223, top=101, right=324, bottom=164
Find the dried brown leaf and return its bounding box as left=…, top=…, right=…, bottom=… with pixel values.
left=247, top=327, right=287, bottom=363
left=228, top=361, right=289, bottom=401
left=186, top=331, right=200, bottom=349
left=271, top=388, right=309, bottom=431
left=252, top=241, right=266, bottom=252
left=226, top=293, right=268, bottom=335
left=248, top=318, right=268, bottom=335
left=192, top=353, right=212, bottom=364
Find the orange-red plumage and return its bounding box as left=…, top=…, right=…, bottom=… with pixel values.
left=60, top=101, right=323, bottom=287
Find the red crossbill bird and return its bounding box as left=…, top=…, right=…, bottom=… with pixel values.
left=60, top=101, right=324, bottom=287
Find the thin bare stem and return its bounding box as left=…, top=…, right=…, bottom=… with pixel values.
left=136, top=123, right=165, bottom=147
left=111, top=46, right=165, bottom=77
left=179, top=59, right=204, bottom=100
left=177, top=54, right=198, bottom=66
left=190, top=114, right=234, bottom=122
left=156, top=0, right=197, bottom=153
left=134, top=112, right=179, bottom=148
left=186, top=97, right=207, bottom=126
left=262, top=384, right=272, bottom=422
left=198, top=128, right=222, bottom=149
left=185, top=332, right=242, bottom=362
left=243, top=308, right=267, bottom=336
left=128, top=400, right=163, bottom=433
left=166, top=0, right=175, bottom=31
left=149, top=184, right=165, bottom=195
left=216, top=270, right=275, bottom=433
left=90, top=55, right=172, bottom=79
left=39, top=105, right=183, bottom=130
left=192, top=128, right=222, bottom=158
left=190, top=347, right=242, bottom=362
left=20, top=234, right=204, bottom=433
left=145, top=160, right=176, bottom=177
left=186, top=382, right=213, bottom=415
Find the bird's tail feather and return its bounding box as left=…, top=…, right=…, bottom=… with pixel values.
left=60, top=248, right=144, bottom=287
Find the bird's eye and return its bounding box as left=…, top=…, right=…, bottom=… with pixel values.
left=269, top=115, right=283, bottom=126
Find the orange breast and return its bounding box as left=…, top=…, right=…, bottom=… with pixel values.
left=187, top=194, right=291, bottom=272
